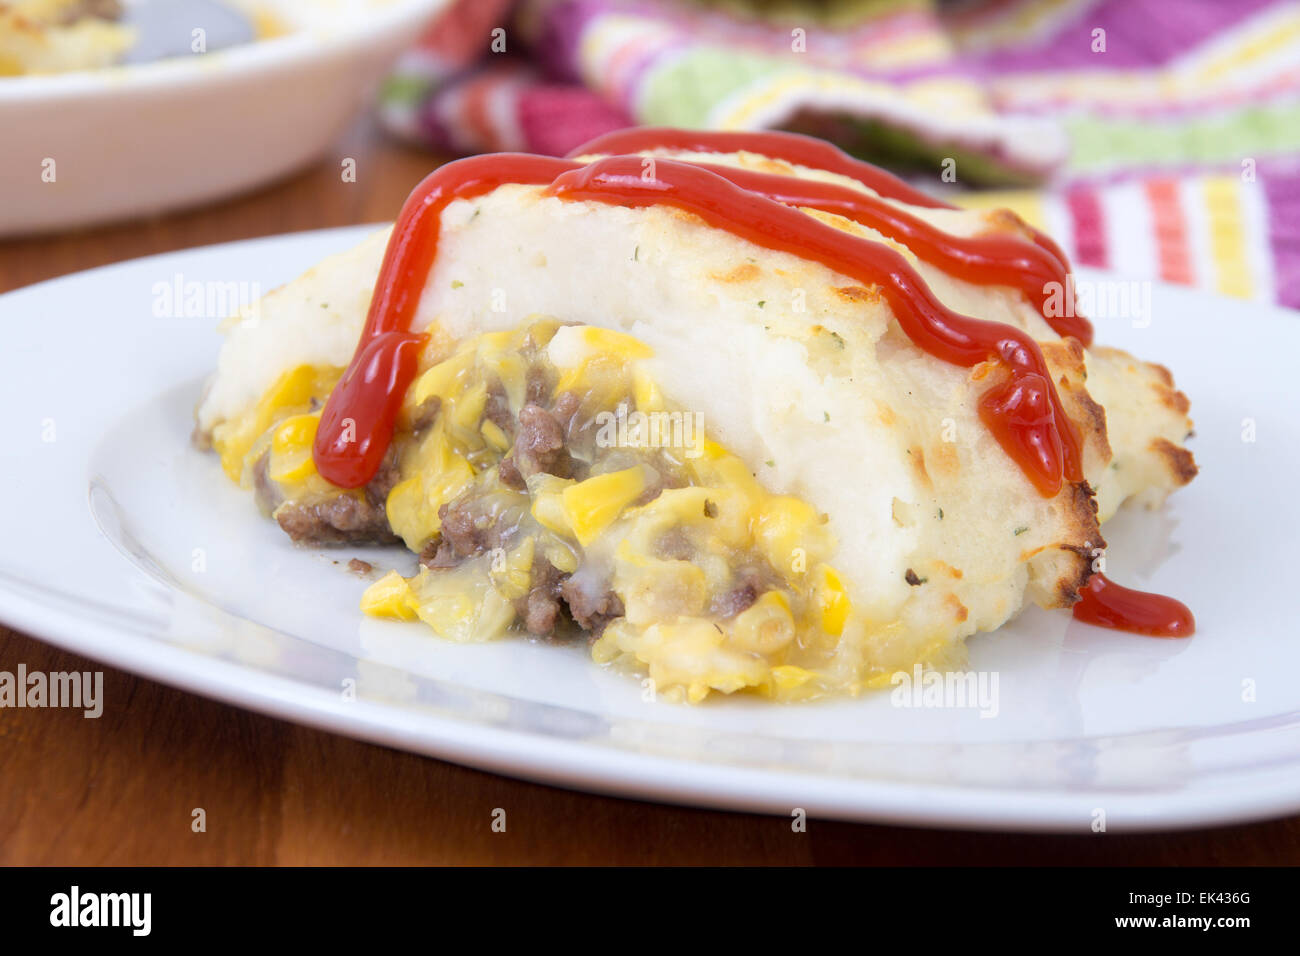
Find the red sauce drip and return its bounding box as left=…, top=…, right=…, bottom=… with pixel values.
left=1073, top=573, right=1195, bottom=637
left=569, top=127, right=1076, bottom=281
left=570, top=128, right=1088, bottom=344
left=314, top=154, right=578, bottom=488
left=548, top=157, right=1082, bottom=497
left=569, top=127, right=954, bottom=211
left=686, top=162, right=1093, bottom=345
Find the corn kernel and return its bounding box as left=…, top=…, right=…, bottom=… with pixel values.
left=451, top=380, right=488, bottom=433
left=385, top=433, right=475, bottom=551
left=491, top=536, right=535, bottom=600
left=480, top=418, right=510, bottom=452
left=409, top=350, right=472, bottom=408
left=730, top=590, right=795, bottom=654
left=541, top=536, right=579, bottom=574
left=770, top=665, right=816, bottom=691
left=628, top=486, right=712, bottom=526
left=579, top=326, right=654, bottom=361
left=633, top=367, right=664, bottom=412
left=529, top=474, right=576, bottom=537
left=360, top=571, right=418, bottom=621
left=754, top=496, right=822, bottom=575
left=213, top=364, right=338, bottom=480
left=689, top=451, right=763, bottom=502
left=406, top=570, right=516, bottom=641
left=562, top=465, right=649, bottom=546
left=815, top=564, right=852, bottom=637
left=267, top=413, right=320, bottom=483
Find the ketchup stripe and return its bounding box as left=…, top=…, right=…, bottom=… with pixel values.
left=690, top=161, right=1093, bottom=345
left=568, top=127, right=1076, bottom=281
left=568, top=127, right=952, bottom=211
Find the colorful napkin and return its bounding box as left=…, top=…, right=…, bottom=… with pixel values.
left=379, top=0, right=1300, bottom=309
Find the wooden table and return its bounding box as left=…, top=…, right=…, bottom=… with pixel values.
left=2, top=120, right=1296, bottom=866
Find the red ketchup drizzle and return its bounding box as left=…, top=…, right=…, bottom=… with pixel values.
left=569, top=127, right=1079, bottom=291
left=313, top=154, right=578, bottom=489
left=1072, top=574, right=1195, bottom=637
left=685, top=162, right=1092, bottom=345
left=570, top=127, right=955, bottom=211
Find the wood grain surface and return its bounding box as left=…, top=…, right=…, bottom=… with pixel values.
left=1, top=120, right=1296, bottom=866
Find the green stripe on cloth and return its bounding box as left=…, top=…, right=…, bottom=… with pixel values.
left=380, top=74, right=436, bottom=109
left=640, top=48, right=790, bottom=128
left=1066, top=101, right=1300, bottom=174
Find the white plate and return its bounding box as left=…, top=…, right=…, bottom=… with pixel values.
left=3, top=226, right=1298, bottom=832
left=0, top=0, right=449, bottom=236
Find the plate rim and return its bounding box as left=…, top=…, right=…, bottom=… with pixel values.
left=7, top=576, right=1300, bottom=834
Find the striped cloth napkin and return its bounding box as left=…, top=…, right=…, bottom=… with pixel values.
left=379, top=0, right=1300, bottom=309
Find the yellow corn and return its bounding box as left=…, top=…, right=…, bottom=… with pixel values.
left=562, top=465, right=649, bottom=546
left=770, top=665, right=816, bottom=691
left=541, top=536, right=580, bottom=575
left=529, top=474, right=576, bottom=537
left=213, top=364, right=339, bottom=481
left=730, top=590, right=795, bottom=654
left=633, top=366, right=664, bottom=412
left=229, top=319, right=878, bottom=704
left=754, top=496, right=824, bottom=575
left=553, top=357, right=598, bottom=398
left=409, top=349, right=472, bottom=408
left=267, top=413, right=320, bottom=484
left=482, top=347, right=527, bottom=410
left=815, top=564, right=852, bottom=637
left=360, top=571, right=418, bottom=621
left=491, top=536, right=536, bottom=600
left=689, top=449, right=763, bottom=503
left=451, top=380, right=488, bottom=433
left=577, top=326, right=654, bottom=361
left=480, top=418, right=510, bottom=452
left=385, top=431, right=475, bottom=550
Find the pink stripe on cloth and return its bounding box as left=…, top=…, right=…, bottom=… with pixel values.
left=1263, top=166, right=1300, bottom=310
left=518, top=86, right=632, bottom=157
left=1066, top=189, right=1109, bottom=269
left=1145, top=179, right=1195, bottom=286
